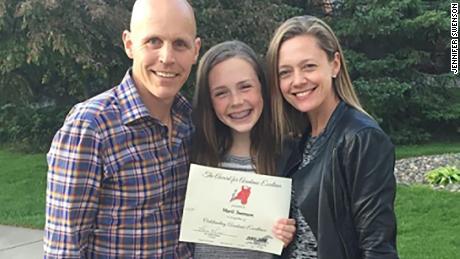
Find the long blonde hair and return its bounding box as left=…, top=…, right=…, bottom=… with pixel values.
left=266, top=15, right=367, bottom=146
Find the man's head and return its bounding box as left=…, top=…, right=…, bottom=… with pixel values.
left=123, top=0, right=201, bottom=102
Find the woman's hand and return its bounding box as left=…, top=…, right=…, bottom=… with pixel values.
left=272, top=218, right=296, bottom=247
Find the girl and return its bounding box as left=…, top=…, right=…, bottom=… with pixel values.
left=191, top=40, right=295, bottom=259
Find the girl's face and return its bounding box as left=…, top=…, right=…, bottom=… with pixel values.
left=277, top=35, right=340, bottom=115
left=208, top=57, right=264, bottom=136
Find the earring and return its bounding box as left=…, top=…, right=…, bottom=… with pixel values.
left=332, top=74, right=337, bottom=78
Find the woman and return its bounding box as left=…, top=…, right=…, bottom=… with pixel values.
left=266, top=15, right=398, bottom=258
left=191, top=40, right=296, bottom=258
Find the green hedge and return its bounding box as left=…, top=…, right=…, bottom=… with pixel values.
left=0, top=104, right=68, bottom=152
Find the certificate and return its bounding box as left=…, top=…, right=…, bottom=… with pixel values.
left=179, top=163, right=291, bottom=255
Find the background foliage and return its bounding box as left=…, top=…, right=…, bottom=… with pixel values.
left=0, top=0, right=458, bottom=152
left=330, top=0, right=459, bottom=144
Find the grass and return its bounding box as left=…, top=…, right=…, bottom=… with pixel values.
left=0, top=149, right=47, bottom=228
left=396, top=141, right=460, bottom=159
left=395, top=185, right=460, bottom=259
left=1, top=146, right=460, bottom=258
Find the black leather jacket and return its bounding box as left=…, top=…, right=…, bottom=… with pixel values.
left=281, top=102, right=398, bottom=259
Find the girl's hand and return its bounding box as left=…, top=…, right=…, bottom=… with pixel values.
left=272, top=218, right=296, bottom=247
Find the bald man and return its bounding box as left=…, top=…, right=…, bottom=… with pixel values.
left=44, top=0, right=200, bottom=257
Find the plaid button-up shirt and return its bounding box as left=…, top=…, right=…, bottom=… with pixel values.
left=44, top=70, right=194, bottom=258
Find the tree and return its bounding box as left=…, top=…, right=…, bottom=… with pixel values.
left=0, top=0, right=133, bottom=106
left=0, top=0, right=134, bottom=151
left=0, top=0, right=457, bottom=151
left=329, top=0, right=458, bottom=143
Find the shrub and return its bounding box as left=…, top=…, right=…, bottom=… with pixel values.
left=0, top=104, right=68, bottom=153
left=425, top=166, right=460, bottom=185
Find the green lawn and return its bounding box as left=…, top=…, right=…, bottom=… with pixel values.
left=0, top=150, right=47, bottom=228
left=396, top=185, right=460, bottom=259
left=396, top=141, right=460, bottom=159
left=1, top=147, right=460, bottom=258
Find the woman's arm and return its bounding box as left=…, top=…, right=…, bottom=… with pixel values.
left=342, top=128, right=398, bottom=259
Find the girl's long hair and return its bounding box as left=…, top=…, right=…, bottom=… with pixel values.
left=192, top=40, right=276, bottom=175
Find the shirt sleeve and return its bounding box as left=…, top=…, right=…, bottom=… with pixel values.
left=44, top=118, right=103, bottom=258
left=343, top=128, right=399, bottom=259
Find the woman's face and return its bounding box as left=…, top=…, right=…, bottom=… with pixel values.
left=277, top=34, right=340, bottom=115
left=208, top=57, right=264, bottom=136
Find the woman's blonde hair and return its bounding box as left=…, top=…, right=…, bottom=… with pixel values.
left=266, top=15, right=367, bottom=146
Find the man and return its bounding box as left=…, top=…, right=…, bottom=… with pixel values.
left=44, top=0, right=201, bottom=257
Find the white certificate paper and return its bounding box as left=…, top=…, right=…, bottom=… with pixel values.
left=179, top=163, right=291, bottom=255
